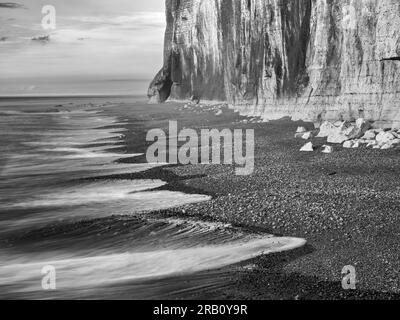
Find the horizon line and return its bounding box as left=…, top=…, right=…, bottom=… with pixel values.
left=0, top=93, right=148, bottom=99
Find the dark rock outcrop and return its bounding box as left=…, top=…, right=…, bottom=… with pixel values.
left=149, top=0, right=400, bottom=128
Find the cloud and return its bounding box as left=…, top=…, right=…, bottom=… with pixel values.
left=0, top=5, right=166, bottom=81
left=48, top=11, right=165, bottom=46
left=69, top=12, right=165, bottom=29
left=0, top=2, right=24, bottom=9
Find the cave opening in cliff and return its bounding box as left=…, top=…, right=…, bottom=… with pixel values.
left=158, top=77, right=173, bottom=103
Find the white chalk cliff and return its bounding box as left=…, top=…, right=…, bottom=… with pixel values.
left=149, top=0, right=400, bottom=128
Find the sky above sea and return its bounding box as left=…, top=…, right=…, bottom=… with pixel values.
left=0, top=0, right=165, bottom=96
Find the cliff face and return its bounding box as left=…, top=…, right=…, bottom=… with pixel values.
left=149, top=0, right=400, bottom=128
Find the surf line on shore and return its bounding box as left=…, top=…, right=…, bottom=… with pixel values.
left=0, top=217, right=307, bottom=296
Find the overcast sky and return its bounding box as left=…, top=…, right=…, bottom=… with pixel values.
left=0, top=0, right=166, bottom=95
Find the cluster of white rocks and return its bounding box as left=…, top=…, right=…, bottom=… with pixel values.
left=178, top=102, right=226, bottom=116
left=179, top=101, right=264, bottom=123
left=297, top=119, right=400, bottom=152
left=235, top=116, right=264, bottom=124
left=179, top=102, right=228, bottom=115
left=342, top=130, right=400, bottom=150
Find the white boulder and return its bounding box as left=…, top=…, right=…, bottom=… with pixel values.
left=300, top=142, right=314, bottom=152
left=352, top=141, right=360, bottom=148
left=295, top=131, right=314, bottom=139
left=327, top=134, right=348, bottom=144
left=326, top=122, right=354, bottom=144
left=323, top=119, right=371, bottom=144
left=361, top=130, right=376, bottom=140
left=346, top=118, right=371, bottom=140
left=317, top=121, right=336, bottom=138
left=343, top=141, right=354, bottom=148
left=296, top=126, right=307, bottom=133
left=376, top=132, right=396, bottom=144
left=321, top=145, right=333, bottom=154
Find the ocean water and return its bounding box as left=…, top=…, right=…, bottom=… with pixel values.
left=0, top=97, right=306, bottom=299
